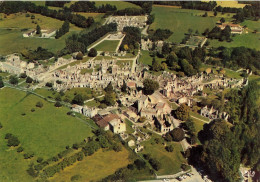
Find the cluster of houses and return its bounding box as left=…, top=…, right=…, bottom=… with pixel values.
left=52, top=57, right=135, bottom=91
left=218, top=23, right=243, bottom=34
left=0, top=54, right=45, bottom=79
left=200, top=105, right=229, bottom=121
left=23, top=29, right=57, bottom=38
left=106, top=15, right=147, bottom=31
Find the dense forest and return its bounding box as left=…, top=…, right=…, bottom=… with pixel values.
left=0, top=1, right=94, bottom=28
left=69, top=1, right=117, bottom=13
left=119, top=26, right=141, bottom=52
left=187, top=80, right=260, bottom=182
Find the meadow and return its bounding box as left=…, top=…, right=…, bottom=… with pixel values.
left=150, top=6, right=219, bottom=43
left=95, top=1, right=141, bottom=10
left=140, top=139, right=187, bottom=175
left=150, top=6, right=260, bottom=50
left=94, top=40, right=120, bottom=52
left=50, top=148, right=130, bottom=182
left=0, top=87, right=94, bottom=181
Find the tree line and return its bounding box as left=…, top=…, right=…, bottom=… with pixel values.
left=62, top=23, right=117, bottom=55
left=186, top=80, right=260, bottom=182
left=69, top=1, right=117, bottom=13
left=0, top=1, right=95, bottom=28
left=27, top=129, right=124, bottom=180
left=55, top=21, right=70, bottom=39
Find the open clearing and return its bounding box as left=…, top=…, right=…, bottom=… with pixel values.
left=50, top=148, right=130, bottom=182
left=141, top=138, right=187, bottom=175
left=150, top=6, right=219, bottom=43
left=0, top=88, right=94, bottom=181
left=94, top=40, right=120, bottom=52
left=95, top=1, right=141, bottom=10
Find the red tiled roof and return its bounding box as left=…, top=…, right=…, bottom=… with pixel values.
left=96, top=114, right=120, bottom=128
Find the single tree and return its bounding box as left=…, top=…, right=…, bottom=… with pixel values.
left=36, top=24, right=41, bottom=34
left=88, top=48, right=97, bottom=57
left=143, top=79, right=159, bottom=95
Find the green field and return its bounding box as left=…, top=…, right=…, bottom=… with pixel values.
left=50, top=148, right=130, bottom=182
left=94, top=40, right=120, bottom=52
left=94, top=1, right=141, bottom=10
left=150, top=6, right=219, bottom=43
left=141, top=140, right=187, bottom=175
left=0, top=88, right=94, bottom=181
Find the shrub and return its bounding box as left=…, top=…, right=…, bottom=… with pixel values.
left=5, top=133, right=13, bottom=139
left=17, top=146, right=24, bottom=153
left=26, top=76, right=33, bottom=83
left=76, top=52, right=83, bottom=60
left=31, top=108, right=35, bottom=112
left=170, top=128, right=185, bottom=142
left=45, top=82, right=53, bottom=87
left=181, top=163, right=190, bottom=171
left=36, top=101, right=43, bottom=108
left=0, top=122, right=2, bottom=129
left=37, top=157, right=43, bottom=163
left=134, top=159, right=146, bottom=170
left=165, top=145, right=174, bottom=152
left=54, top=101, right=62, bottom=107
left=71, top=174, right=82, bottom=181
left=20, top=73, right=27, bottom=78
left=149, top=158, right=161, bottom=171
left=24, top=152, right=34, bottom=159
left=7, top=135, right=20, bottom=147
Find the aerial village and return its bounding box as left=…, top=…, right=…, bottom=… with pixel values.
left=0, top=1, right=258, bottom=180
left=0, top=14, right=249, bottom=156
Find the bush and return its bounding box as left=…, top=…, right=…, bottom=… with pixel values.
left=0, top=122, right=2, bottom=129
left=26, top=76, right=33, bottom=83
left=5, top=133, right=13, bottom=139
left=37, top=157, right=43, bottom=163
left=149, top=158, right=161, bottom=171
left=76, top=52, right=83, bottom=60
left=54, top=101, right=62, bottom=107
left=71, top=174, right=82, bottom=181
left=143, top=153, right=151, bottom=160
left=36, top=101, right=43, bottom=108
left=17, top=146, right=24, bottom=153
left=170, top=128, right=185, bottom=142
left=24, top=152, right=34, bottom=159
left=88, top=48, right=97, bottom=57
left=31, top=108, right=35, bottom=112
left=20, top=73, right=27, bottom=78
left=45, top=82, right=53, bottom=87
left=181, top=163, right=190, bottom=171
left=7, top=135, right=20, bottom=147
left=134, top=159, right=146, bottom=170
left=165, top=145, right=174, bottom=152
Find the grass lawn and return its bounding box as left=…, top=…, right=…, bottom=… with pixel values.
left=150, top=6, right=219, bottom=43
left=125, top=118, right=135, bottom=134
left=209, top=33, right=260, bottom=50
left=94, top=40, right=120, bottom=52
left=0, top=13, right=82, bottom=55
left=0, top=13, right=81, bottom=30
left=94, top=1, right=141, bottom=10
left=77, top=12, right=105, bottom=23
left=140, top=141, right=187, bottom=175
left=190, top=112, right=210, bottom=122
left=50, top=148, right=130, bottom=182
left=0, top=29, right=81, bottom=55
left=210, top=19, right=260, bottom=50
left=0, top=88, right=94, bottom=181
left=85, top=100, right=100, bottom=108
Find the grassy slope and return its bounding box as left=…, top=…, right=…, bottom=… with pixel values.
left=140, top=141, right=186, bottom=175
left=94, top=40, right=120, bottom=52
left=50, top=148, right=130, bottom=182
left=150, top=6, right=218, bottom=43
left=151, top=6, right=260, bottom=50
left=0, top=88, right=94, bottom=181
left=94, top=1, right=141, bottom=10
